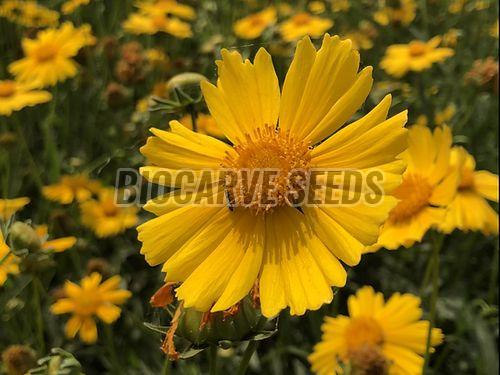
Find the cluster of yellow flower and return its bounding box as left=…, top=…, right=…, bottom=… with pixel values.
left=0, top=0, right=59, bottom=28
left=0, top=0, right=498, bottom=373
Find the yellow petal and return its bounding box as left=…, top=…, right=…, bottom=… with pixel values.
left=474, top=170, right=499, bottom=202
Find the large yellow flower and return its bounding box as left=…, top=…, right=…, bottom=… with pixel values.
left=42, top=174, right=101, bottom=205
left=373, top=125, right=458, bottom=250
left=439, top=147, right=499, bottom=235
left=122, top=0, right=194, bottom=38
left=380, top=37, right=454, bottom=78
left=309, top=286, right=443, bottom=375
left=51, top=273, right=131, bottom=344
left=8, top=23, right=96, bottom=88
left=279, top=12, right=333, bottom=42
left=233, top=7, right=277, bottom=40
left=0, top=232, right=20, bottom=286
left=80, top=188, right=138, bottom=238
left=0, top=80, right=51, bottom=117
left=138, top=35, right=408, bottom=318
left=0, top=197, right=30, bottom=221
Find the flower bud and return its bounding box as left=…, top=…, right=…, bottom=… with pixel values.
left=1, top=345, right=37, bottom=375
left=9, top=222, right=42, bottom=252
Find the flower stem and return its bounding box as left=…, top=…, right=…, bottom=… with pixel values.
left=208, top=344, right=218, bottom=375
left=32, top=277, right=45, bottom=354
left=236, top=340, right=259, bottom=375
left=423, top=232, right=444, bottom=372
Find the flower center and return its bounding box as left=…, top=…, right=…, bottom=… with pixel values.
left=33, top=43, right=59, bottom=62
left=388, top=173, right=433, bottom=223
left=459, top=169, right=475, bottom=190
left=222, top=126, right=311, bottom=214
left=153, top=15, right=168, bottom=28
left=101, top=200, right=119, bottom=217
left=344, top=317, right=384, bottom=351
left=348, top=344, right=389, bottom=375
left=249, top=15, right=265, bottom=27
left=0, top=81, right=16, bottom=98
left=408, top=41, right=427, bottom=57
left=293, top=13, right=312, bottom=26
left=74, top=290, right=101, bottom=316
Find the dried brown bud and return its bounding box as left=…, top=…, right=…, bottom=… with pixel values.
left=1, top=345, right=37, bottom=375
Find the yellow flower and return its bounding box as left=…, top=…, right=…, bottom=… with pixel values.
left=434, top=104, right=456, bottom=125
left=123, top=0, right=194, bottom=38
left=448, top=0, right=465, bottom=13
left=9, top=23, right=96, bottom=88
left=0, top=197, right=30, bottom=221
left=51, top=273, right=131, bottom=344
left=279, top=13, right=333, bottom=42
left=80, top=189, right=138, bottom=238
left=373, top=0, right=416, bottom=26
left=145, top=48, right=169, bottom=68
left=439, top=147, right=499, bottom=235
left=233, top=7, right=277, bottom=40
left=42, top=174, right=101, bottom=205
left=309, top=286, right=443, bottom=375
left=308, top=1, right=326, bottom=14
left=138, top=35, right=408, bottom=318
left=380, top=37, right=454, bottom=78
left=0, top=80, right=52, bottom=117
left=61, top=0, right=90, bottom=15
left=442, top=28, right=461, bottom=47
left=0, top=232, right=20, bottom=286
left=331, top=0, right=350, bottom=12
left=342, top=30, right=374, bottom=50
left=35, top=225, right=77, bottom=253
left=179, top=113, right=225, bottom=139
left=372, top=125, right=458, bottom=250
left=0, top=0, right=59, bottom=28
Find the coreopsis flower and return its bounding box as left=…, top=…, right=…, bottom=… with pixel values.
left=80, top=188, right=138, bottom=238
left=8, top=23, right=96, bottom=88
left=380, top=37, right=454, bottom=78
left=308, top=1, right=326, bottom=14
left=309, top=286, right=443, bottom=375
left=279, top=13, right=333, bottom=42
left=331, top=0, right=350, bottom=12
left=61, top=0, right=91, bottom=15
left=373, top=0, right=416, bottom=26
left=0, top=197, right=30, bottom=221
left=138, top=35, right=408, bottom=318
left=439, top=147, right=499, bottom=235
left=0, top=80, right=52, bottom=116
left=122, top=0, right=194, bottom=38
left=42, top=174, right=101, bottom=204
left=51, top=273, right=131, bottom=343
left=372, top=125, right=458, bottom=250
left=0, top=232, right=20, bottom=286
left=448, top=0, right=465, bottom=13
left=233, top=7, right=277, bottom=40
left=442, top=28, right=461, bottom=47
left=35, top=225, right=77, bottom=253
left=179, top=113, right=225, bottom=138
left=0, top=0, right=59, bottom=28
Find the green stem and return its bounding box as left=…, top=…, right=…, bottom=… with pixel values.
left=208, top=345, right=218, bottom=375
left=32, top=277, right=45, bottom=353
left=423, top=233, right=444, bottom=372
left=162, top=357, right=171, bottom=375
left=104, top=325, right=122, bottom=374
left=236, top=340, right=259, bottom=375
left=488, top=242, right=499, bottom=304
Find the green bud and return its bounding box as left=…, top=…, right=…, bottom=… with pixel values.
left=9, top=222, right=42, bottom=252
